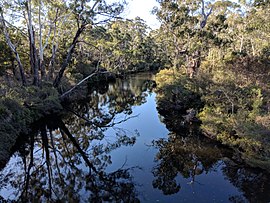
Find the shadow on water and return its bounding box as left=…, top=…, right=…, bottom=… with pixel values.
left=0, top=72, right=270, bottom=202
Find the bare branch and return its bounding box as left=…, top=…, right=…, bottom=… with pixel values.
left=4, top=20, right=28, bottom=38
left=91, top=0, right=102, bottom=12
left=60, top=71, right=109, bottom=98
left=78, top=40, right=101, bottom=51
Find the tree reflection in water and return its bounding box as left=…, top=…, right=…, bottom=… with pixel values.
left=223, top=160, right=270, bottom=203
left=0, top=74, right=157, bottom=202
left=0, top=116, right=140, bottom=202
left=151, top=132, right=228, bottom=195
left=151, top=131, right=270, bottom=202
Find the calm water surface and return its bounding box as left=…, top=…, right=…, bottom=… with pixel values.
left=0, top=73, right=270, bottom=202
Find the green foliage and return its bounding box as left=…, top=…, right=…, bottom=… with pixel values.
left=79, top=18, right=159, bottom=74
left=155, top=69, right=203, bottom=133
left=197, top=59, right=270, bottom=168
left=0, top=84, right=62, bottom=166
left=0, top=0, right=127, bottom=86
left=155, top=50, right=270, bottom=169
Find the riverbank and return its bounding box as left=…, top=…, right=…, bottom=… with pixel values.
left=155, top=64, right=270, bottom=171
left=0, top=84, right=62, bottom=168
left=0, top=70, right=117, bottom=168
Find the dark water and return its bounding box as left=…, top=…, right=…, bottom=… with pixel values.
left=1, top=73, right=270, bottom=202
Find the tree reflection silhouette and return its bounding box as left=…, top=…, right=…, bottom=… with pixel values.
left=223, top=159, right=270, bottom=203
left=151, top=132, right=270, bottom=202
left=0, top=116, right=140, bottom=202
left=151, top=133, right=226, bottom=195
left=1, top=73, right=270, bottom=202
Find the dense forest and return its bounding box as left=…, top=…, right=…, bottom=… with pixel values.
left=0, top=0, right=270, bottom=179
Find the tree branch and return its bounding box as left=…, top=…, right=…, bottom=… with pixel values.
left=200, top=0, right=213, bottom=29
left=60, top=71, right=109, bottom=98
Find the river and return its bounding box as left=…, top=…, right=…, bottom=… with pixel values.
left=0, top=72, right=270, bottom=202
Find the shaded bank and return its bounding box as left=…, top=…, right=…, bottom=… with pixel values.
left=155, top=69, right=204, bottom=135
left=0, top=71, right=117, bottom=169
left=0, top=85, right=62, bottom=168
left=155, top=66, right=270, bottom=172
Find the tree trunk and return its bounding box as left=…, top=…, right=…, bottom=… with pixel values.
left=200, top=0, right=213, bottom=29
left=39, top=0, right=46, bottom=80
left=48, top=12, right=59, bottom=80
left=29, top=28, right=39, bottom=86
left=48, top=45, right=57, bottom=80
left=186, top=51, right=201, bottom=78
left=0, top=7, right=27, bottom=86
left=251, top=39, right=255, bottom=56
left=27, top=0, right=39, bottom=86
left=240, top=36, right=244, bottom=53
left=53, top=25, right=86, bottom=88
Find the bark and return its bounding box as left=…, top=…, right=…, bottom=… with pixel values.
left=185, top=0, right=211, bottom=78
left=26, top=0, right=39, bottom=86
left=0, top=8, right=27, bottom=86
left=240, top=36, right=244, bottom=53
left=39, top=0, right=54, bottom=80
left=251, top=39, right=255, bottom=56
left=48, top=44, right=57, bottom=80
left=53, top=25, right=86, bottom=88
left=48, top=9, right=59, bottom=80
left=186, top=51, right=201, bottom=78
left=39, top=0, right=46, bottom=79
left=29, top=28, right=39, bottom=86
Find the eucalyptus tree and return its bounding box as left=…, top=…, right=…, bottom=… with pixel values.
left=0, top=0, right=126, bottom=87
left=82, top=17, right=156, bottom=74
left=104, top=19, right=133, bottom=72
left=53, top=0, right=126, bottom=88
left=153, top=0, right=235, bottom=76
left=244, top=1, right=270, bottom=57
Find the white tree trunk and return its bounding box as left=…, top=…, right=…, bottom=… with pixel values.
left=27, top=0, right=39, bottom=85
left=0, top=7, right=26, bottom=85
left=39, top=0, right=45, bottom=79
